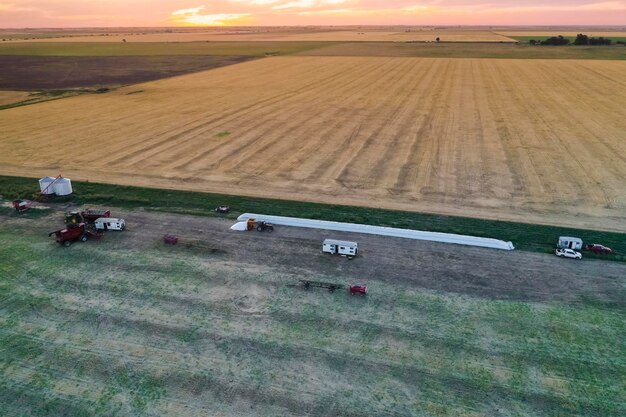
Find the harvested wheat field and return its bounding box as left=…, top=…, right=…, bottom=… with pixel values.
left=5, top=28, right=516, bottom=43
left=1, top=57, right=625, bottom=230
left=0, top=90, right=29, bottom=106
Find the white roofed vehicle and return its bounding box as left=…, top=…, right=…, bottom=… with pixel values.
left=94, top=217, right=126, bottom=231
left=555, top=248, right=582, bottom=259
left=323, top=239, right=358, bottom=259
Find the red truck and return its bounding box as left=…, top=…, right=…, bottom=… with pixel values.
left=585, top=244, right=613, bottom=254
left=49, top=223, right=102, bottom=246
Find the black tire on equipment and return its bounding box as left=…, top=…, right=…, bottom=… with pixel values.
left=80, top=235, right=88, bottom=242
left=257, top=225, right=263, bottom=232
left=63, top=240, right=71, bottom=247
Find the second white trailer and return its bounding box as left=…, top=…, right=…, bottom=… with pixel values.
left=322, top=239, right=358, bottom=258
left=94, top=217, right=126, bottom=231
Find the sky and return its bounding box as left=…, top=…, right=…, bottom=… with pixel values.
left=0, top=0, right=625, bottom=28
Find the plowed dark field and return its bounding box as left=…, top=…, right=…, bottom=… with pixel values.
left=0, top=55, right=256, bottom=89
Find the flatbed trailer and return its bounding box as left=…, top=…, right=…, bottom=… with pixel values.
left=299, top=279, right=344, bottom=292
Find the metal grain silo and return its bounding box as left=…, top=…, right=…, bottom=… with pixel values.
left=38, top=176, right=57, bottom=195
left=53, top=177, right=73, bottom=196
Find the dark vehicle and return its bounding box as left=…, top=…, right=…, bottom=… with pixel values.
left=256, top=221, right=274, bottom=232
left=585, top=244, right=613, bottom=254
left=215, top=206, right=230, bottom=213
left=163, top=234, right=179, bottom=245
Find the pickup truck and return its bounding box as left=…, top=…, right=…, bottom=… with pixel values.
left=585, top=244, right=613, bottom=254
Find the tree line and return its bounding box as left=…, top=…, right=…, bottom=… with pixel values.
left=529, top=34, right=623, bottom=46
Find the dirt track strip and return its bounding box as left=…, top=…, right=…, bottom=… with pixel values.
left=0, top=56, right=625, bottom=230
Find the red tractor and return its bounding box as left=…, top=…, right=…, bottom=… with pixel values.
left=49, top=223, right=102, bottom=246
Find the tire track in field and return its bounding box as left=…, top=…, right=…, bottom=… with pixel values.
left=367, top=59, right=444, bottom=192
left=332, top=59, right=440, bottom=189
left=447, top=60, right=483, bottom=199
left=170, top=57, right=375, bottom=173
left=102, top=58, right=338, bottom=169
left=531, top=61, right=626, bottom=173
left=480, top=60, right=545, bottom=200
left=213, top=58, right=401, bottom=176
left=123, top=58, right=344, bottom=171
left=252, top=58, right=418, bottom=180
left=468, top=60, right=516, bottom=200
left=510, top=61, right=622, bottom=210
left=160, top=57, right=374, bottom=173
left=239, top=58, right=404, bottom=178
left=295, top=59, right=431, bottom=184
left=499, top=60, right=597, bottom=206
left=387, top=59, right=451, bottom=193
left=68, top=58, right=307, bottom=167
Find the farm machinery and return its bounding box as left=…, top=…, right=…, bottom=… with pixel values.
left=50, top=208, right=118, bottom=246
left=49, top=223, right=102, bottom=246
left=246, top=218, right=274, bottom=232
left=299, top=279, right=368, bottom=296
left=11, top=199, right=32, bottom=212
left=65, top=208, right=111, bottom=225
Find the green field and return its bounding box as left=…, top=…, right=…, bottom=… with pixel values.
left=0, top=41, right=333, bottom=56
left=1, top=175, right=625, bottom=261
left=299, top=42, right=626, bottom=60
left=1, top=220, right=625, bottom=416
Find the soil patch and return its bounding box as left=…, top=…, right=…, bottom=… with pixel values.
left=0, top=55, right=257, bottom=89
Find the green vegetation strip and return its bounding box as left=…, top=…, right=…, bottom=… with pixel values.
left=299, top=42, right=626, bottom=60
left=0, top=41, right=334, bottom=56
left=1, top=174, right=624, bottom=260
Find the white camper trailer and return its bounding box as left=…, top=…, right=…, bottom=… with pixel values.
left=322, top=239, right=358, bottom=258
left=557, top=236, right=582, bottom=250
left=94, top=217, right=126, bottom=231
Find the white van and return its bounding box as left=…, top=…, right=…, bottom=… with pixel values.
left=94, top=217, right=126, bottom=231
left=322, top=239, right=358, bottom=258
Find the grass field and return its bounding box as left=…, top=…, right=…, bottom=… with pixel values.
left=299, top=42, right=626, bottom=60
left=1, top=56, right=625, bottom=231
left=0, top=41, right=333, bottom=56
left=1, top=219, right=625, bottom=416
left=2, top=175, right=625, bottom=261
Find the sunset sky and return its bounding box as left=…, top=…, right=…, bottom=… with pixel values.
left=1, top=0, right=624, bottom=27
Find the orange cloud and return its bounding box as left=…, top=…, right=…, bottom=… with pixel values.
left=170, top=5, right=251, bottom=25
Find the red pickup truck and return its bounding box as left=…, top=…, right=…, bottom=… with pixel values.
left=585, top=244, right=613, bottom=254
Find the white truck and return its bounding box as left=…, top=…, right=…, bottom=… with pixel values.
left=94, top=217, right=126, bottom=231
left=322, top=239, right=358, bottom=259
